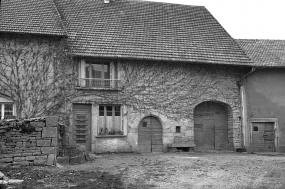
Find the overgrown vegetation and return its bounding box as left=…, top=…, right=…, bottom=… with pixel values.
left=84, top=61, right=240, bottom=121
left=0, top=117, right=46, bottom=134
left=98, top=127, right=124, bottom=136
left=0, top=33, right=75, bottom=118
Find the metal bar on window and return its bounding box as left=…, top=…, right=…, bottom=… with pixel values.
left=79, top=78, right=121, bottom=89
left=104, top=106, right=106, bottom=129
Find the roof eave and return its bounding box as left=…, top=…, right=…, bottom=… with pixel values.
left=0, top=30, right=66, bottom=37
left=71, top=53, right=253, bottom=67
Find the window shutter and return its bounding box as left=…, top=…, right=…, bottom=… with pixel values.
left=80, top=60, right=85, bottom=86
left=121, top=105, right=124, bottom=132
left=110, top=61, right=114, bottom=87
left=122, top=105, right=127, bottom=135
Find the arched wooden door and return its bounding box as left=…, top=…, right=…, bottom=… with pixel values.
left=194, top=101, right=228, bottom=150
left=138, top=116, right=163, bottom=152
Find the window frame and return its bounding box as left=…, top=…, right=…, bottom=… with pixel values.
left=0, top=103, right=16, bottom=119
left=176, top=126, right=181, bottom=133
left=78, top=59, right=120, bottom=89
left=98, top=105, right=123, bottom=136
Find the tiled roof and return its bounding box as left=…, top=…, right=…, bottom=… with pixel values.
left=0, top=0, right=65, bottom=36
left=236, top=39, right=285, bottom=67
left=55, top=0, right=251, bottom=65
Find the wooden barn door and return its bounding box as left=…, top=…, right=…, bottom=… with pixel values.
left=138, top=116, right=163, bottom=153
left=252, top=122, right=275, bottom=152
left=72, top=104, right=91, bottom=151
left=194, top=102, right=228, bottom=150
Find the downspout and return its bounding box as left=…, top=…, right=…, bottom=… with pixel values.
left=238, top=66, right=256, bottom=151
left=240, top=67, right=256, bottom=83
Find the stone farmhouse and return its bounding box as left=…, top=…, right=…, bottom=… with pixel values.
left=2, top=0, right=283, bottom=154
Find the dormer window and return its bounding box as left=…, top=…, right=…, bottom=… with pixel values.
left=78, top=60, right=120, bottom=89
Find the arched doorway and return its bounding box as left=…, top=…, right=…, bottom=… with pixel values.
left=194, top=101, right=228, bottom=150
left=138, top=116, right=163, bottom=152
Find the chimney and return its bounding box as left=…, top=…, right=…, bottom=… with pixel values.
left=104, top=0, right=110, bottom=3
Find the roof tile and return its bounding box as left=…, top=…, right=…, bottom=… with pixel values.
left=236, top=39, right=285, bottom=67
left=55, top=0, right=251, bottom=65
left=0, top=0, right=65, bottom=36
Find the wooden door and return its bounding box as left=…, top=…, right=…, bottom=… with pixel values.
left=252, top=122, right=275, bottom=152
left=151, top=117, right=163, bottom=152
left=138, top=116, right=163, bottom=152
left=73, top=104, right=91, bottom=151
left=194, top=102, right=228, bottom=150
left=214, top=105, right=228, bottom=150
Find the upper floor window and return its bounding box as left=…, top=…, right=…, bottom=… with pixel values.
left=78, top=60, right=120, bottom=89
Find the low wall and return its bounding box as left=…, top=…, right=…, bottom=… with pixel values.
left=0, top=116, right=59, bottom=167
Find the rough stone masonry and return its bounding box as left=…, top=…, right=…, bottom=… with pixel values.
left=0, top=116, right=59, bottom=167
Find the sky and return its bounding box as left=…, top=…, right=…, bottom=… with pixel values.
left=150, top=0, right=285, bottom=40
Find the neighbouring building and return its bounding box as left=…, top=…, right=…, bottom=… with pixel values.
left=237, top=39, right=285, bottom=153
left=1, top=0, right=256, bottom=153
left=0, top=0, right=69, bottom=119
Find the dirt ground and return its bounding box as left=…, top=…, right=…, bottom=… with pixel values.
left=2, top=152, right=285, bottom=189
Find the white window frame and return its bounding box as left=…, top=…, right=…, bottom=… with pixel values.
left=0, top=96, right=16, bottom=119
left=98, top=105, right=124, bottom=135
left=78, top=59, right=120, bottom=89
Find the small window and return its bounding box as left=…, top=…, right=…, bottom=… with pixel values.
left=115, top=106, right=121, bottom=116
left=142, top=121, right=147, bottom=127
left=106, top=106, right=112, bottom=116
left=0, top=103, right=15, bottom=119
left=176, top=126, right=181, bottom=133
left=253, top=126, right=258, bottom=131
left=99, top=106, right=104, bottom=116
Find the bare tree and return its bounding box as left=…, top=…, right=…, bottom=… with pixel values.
left=0, top=33, right=75, bottom=118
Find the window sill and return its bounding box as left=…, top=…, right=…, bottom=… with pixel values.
left=96, top=135, right=126, bottom=138
left=75, top=86, right=122, bottom=91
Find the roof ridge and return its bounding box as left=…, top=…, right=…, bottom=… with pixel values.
left=114, top=0, right=203, bottom=7
left=236, top=39, right=285, bottom=41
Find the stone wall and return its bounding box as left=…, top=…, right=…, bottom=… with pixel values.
left=70, top=60, right=244, bottom=152
left=0, top=116, right=59, bottom=167
left=0, top=33, right=75, bottom=119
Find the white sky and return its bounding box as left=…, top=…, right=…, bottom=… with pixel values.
left=150, top=0, right=285, bottom=40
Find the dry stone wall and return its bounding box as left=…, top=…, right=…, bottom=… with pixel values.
left=0, top=116, right=59, bottom=167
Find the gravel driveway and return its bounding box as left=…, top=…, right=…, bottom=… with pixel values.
left=2, top=151, right=285, bottom=189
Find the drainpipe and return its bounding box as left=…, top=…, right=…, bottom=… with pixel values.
left=239, top=67, right=256, bottom=84
left=238, top=66, right=256, bottom=151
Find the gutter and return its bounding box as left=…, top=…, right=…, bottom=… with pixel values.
left=239, top=66, right=256, bottom=84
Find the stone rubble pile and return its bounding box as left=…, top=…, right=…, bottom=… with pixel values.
left=0, top=171, right=24, bottom=187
